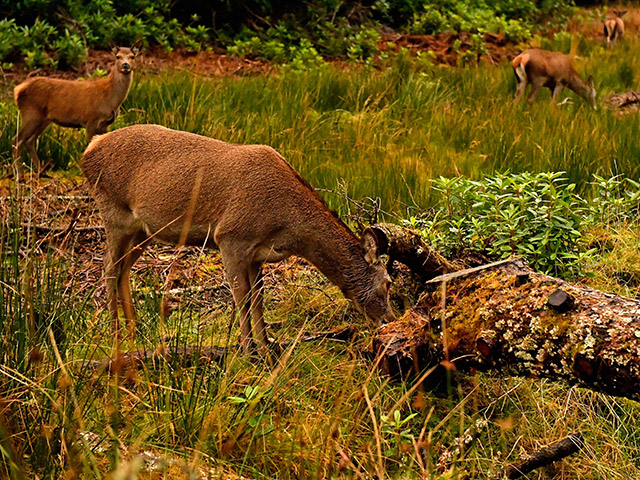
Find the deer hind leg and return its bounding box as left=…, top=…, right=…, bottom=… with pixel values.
left=526, top=82, right=542, bottom=104
left=103, top=221, right=145, bottom=340
left=117, top=231, right=150, bottom=339
left=513, top=65, right=528, bottom=104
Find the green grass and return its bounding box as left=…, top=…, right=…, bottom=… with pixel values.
left=3, top=37, right=640, bottom=216
left=2, top=26, right=640, bottom=479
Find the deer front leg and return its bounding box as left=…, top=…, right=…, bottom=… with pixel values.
left=223, top=259, right=253, bottom=353
left=14, top=110, right=48, bottom=174
left=552, top=84, right=564, bottom=104
left=249, top=264, right=268, bottom=354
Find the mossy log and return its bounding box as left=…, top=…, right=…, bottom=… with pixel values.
left=374, top=257, right=640, bottom=403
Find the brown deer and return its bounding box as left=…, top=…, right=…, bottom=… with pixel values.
left=604, top=9, right=626, bottom=47
left=81, top=124, right=396, bottom=353
left=512, top=49, right=596, bottom=109
left=13, top=46, right=138, bottom=175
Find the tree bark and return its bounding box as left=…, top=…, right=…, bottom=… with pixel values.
left=373, top=254, right=640, bottom=403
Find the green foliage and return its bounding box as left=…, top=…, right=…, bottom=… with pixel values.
left=408, top=0, right=571, bottom=41
left=406, top=172, right=640, bottom=278
left=0, top=0, right=211, bottom=68
left=0, top=0, right=575, bottom=69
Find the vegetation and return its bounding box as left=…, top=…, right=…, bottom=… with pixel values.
left=2, top=3, right=640, bottom=480
left=0, top=0, right=576, bottom=69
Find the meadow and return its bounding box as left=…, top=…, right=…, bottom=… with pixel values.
left=1, top=25, right=640, bottom=479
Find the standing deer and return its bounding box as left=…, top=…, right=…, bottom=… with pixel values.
left=13, top=46, right=138, bottom=175
left=81, top=124, right=396, bottom=353
left=512, top=49, right=597, bottom=109
left=604, top=9, right=626, bottom=47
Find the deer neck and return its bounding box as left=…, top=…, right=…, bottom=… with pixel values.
left=567, top=73, right=589, bottom=99
left=298, top=216, right=372, bottom=304
left=105, top=66, right=133, bottom=110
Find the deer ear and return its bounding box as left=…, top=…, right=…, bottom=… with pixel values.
left=361, top=226, right=388, bottom=265
left=131, top=39, right=143, bottom=56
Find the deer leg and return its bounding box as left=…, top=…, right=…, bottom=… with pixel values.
left=103, top=224, right=141, bottom=339
left=23, top=121, right=50, bottom=173
left=14, top=111, right=47, bottom=172
left=104, top=235, right=126, bottom=339
left=222, top=255, right=253, bottom=354
left=85, top=121, right=102, bottom=142
left=249, top=263, right=268, bottom=353
left=552, top=84, right=564, bottom=103
left=513, top=64, right=528, bottom=105
left=513, top=80, right=527, bottom=104
left=117, top=231, right=149, bottom=339
left=86, top=116, right=112, bottom=142
left=526, top=83, right=542, bottom=104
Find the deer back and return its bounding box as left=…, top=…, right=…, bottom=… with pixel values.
left=82, top=124, right=344, bottom=248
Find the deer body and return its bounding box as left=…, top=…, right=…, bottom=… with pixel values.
left=604, top=10, right=626, bottom=46
left=81, top=124, right=395, bottom=352
left=512, top=49, right=596, bottom=109
left=13, top=46, right=137, bottom=174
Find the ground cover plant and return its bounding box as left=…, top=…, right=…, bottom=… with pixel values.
left=2, top=5, right=640, bottom=480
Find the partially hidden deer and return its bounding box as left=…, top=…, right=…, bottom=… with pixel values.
left=512, top=49, right=596, bottom=109
left=13, top=46, right=138, bottom=175
left=81, top=124, right=396, bottom=354
left=604, top=9, right=626, bottom=47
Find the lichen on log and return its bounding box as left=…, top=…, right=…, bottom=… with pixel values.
left=374, top=257, right=640, bottom=402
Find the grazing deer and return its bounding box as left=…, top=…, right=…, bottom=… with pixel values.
left=81, top=124, right=396, bottom=353
left=512, top=49, right=596, bottom=109
left=13, top=46, right=138, bottom=175
left=604, top=9, right=626, bottom=47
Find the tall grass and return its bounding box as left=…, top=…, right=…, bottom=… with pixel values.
left=3, top=37, right=640, bottom=217
left=1, top=29, right=640, bottom=479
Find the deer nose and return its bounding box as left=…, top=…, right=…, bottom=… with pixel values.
left=122, top=63, right=131, bottom=71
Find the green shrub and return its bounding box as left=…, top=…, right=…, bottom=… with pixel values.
left=408, top=0, right=572, bottom=42
left=405, top=172, right=640, bottom=278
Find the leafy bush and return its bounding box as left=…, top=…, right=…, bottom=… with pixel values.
left=0, top=0, right=210, bottom=68
left=409, top=0, right=572, bottom=41
left=0, top=0, right=576, bottom=68
left=405, top=172, right=640, bottom=278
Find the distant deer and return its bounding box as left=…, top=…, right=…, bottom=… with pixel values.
left=81, top=124, right=396, bottom=353
left=13, top=46, right=138, bottom=175
left=604, top=9, right=626, bottom=47
left=512, top=49, right=596, bottom=109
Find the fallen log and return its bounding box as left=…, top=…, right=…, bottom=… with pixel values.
left=603, top=89, right=640, bottom=112
left=374, top=257, right=640, bottom=402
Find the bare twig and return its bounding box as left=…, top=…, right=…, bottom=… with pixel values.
left=496, top=433, right=584, bottom=479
